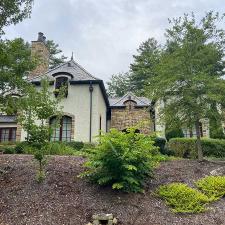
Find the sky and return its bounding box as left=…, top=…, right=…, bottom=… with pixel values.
left=4, top=0, right=225, bottom=82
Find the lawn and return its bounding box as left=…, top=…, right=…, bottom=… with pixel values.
left=0, top=155, right=225, bottom=225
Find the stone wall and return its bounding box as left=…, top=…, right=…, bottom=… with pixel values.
left=110, top=100, right=153, bottom=134
left=29, top=41, right=49, bottom=79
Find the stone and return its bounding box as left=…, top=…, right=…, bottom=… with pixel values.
left=112, top=218, right=118, bottom=224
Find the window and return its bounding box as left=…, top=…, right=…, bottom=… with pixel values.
left=54, top=77, right=68, bottom=97
left=0, top=128, right=17, bottom=142
left=50, top=116, right=72, bottom=142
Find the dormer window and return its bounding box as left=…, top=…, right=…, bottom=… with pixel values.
left=54, top=76, right=68, bottom=97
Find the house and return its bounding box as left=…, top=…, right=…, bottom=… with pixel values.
left=0, top=33, right=210, bottom=143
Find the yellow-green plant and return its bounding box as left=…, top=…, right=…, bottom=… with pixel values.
left=196, top=176, right=225, bottom=199
left=156, top=183, right=212, bottom=213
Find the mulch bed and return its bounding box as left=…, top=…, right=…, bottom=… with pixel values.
left=0, top=155, right=225, bottom=225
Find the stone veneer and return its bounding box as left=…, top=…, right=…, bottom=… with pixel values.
left=29, top=41, right=50, bottom=79
left=110, top=100, right=153, bottom=134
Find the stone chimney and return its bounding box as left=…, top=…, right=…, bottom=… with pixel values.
left=29, top=32, right=50, bottom=79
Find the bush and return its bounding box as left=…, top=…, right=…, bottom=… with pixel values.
left=154, top=137, right=167, bottom=155
left=44, top=142, right=76, bottom=155
left=80, top=128, right=160, bottom=193
left=167, top=138, right=225, bottom=158
left=65, top=141, right=84, bottom=150
left=196, top=176, right=225, bottom=199
left=2, top=146, right=15, bottom=154
left=165, top=128, right=184, bottom=141
left=156, top=183, right=212, bottom=213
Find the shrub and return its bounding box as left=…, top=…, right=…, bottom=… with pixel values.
left=154, top=137, right=168, bottom=155
left=80, top=128, right=160, bottom=193
left=156, top=183, right=212, bottom=213
left=167, top=138, right=225, bottom=158
left=65, top=141, right=84, bottom=150
left=196, top=176, right=225, bottom=199
left=2, top=146, right=15, bottom=154
left=165, top=128, right=184, bottom=141
left=44, top=142, right=76, bottom=155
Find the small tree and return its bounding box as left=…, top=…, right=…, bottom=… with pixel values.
left=146, top=12, right=225, bottom=161
left=18, top=79, right=63, bottom=181
left=81, top=128, right=159, bottom=193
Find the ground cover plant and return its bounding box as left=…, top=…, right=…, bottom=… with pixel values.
left=156, top=183, right=212, bottom=213
left=80, top=128, right=164, bottom=193
left=196, top=176, right=225, bottom=199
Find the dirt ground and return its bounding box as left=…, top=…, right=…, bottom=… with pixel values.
left=0, top=155, right=225, bottom=225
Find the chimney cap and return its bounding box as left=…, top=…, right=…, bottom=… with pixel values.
left=37, top=32, right=45, bottom=42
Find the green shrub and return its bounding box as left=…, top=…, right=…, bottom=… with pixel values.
left=196, top=176, right=225, bottom=199
left=65, top=141, right=84, bottom=150
left=156, top=183, right=212, bottom=213
left=80, top=128, right=160, bottom=193
left=165, top=128, right=184, bottom=141
left=45, top=142, right=76, bottom=155
left=167, top=138, right=225, bottom=158
left=154, top=137, right=167, bottom=154
left=2, top=146, right=15, bottom=154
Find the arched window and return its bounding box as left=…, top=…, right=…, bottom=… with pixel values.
left=50, top=116, right=72, bottom=142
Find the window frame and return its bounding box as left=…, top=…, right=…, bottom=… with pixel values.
left=0, top=127, right=17, bottom=143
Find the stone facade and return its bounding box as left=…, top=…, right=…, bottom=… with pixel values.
left=29, top=33, right=49, bottom=79
left=110, top=100, right=153, bottom=134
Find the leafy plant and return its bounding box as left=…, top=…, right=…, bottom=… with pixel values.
left=156, top=183, right=212, bottom=213
left=196, top=176, right=225, bottom=199
left=80, top=128, right=160, bottom=193
left=34, top=150, right=47, bottom=183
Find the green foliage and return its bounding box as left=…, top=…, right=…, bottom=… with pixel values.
left=196, top=176, right=225, bottom=199
left=65, top=141, right=84, bottom=151
left=0, top=0, right=33, bottom=35
left=0, top=38, right=36, bottom=113
left=130, top=38, right=161, bottom=95
left=153, top=137, right=167, bottom=154
left=165, top=128, right=184, bottom=141
left=81, top=128, right=160, bottom=193
left=2, top=146, right=15, bottom=154
left=46, top=40, right=67, bottom=69
left=35, top=170, right=46, bottom=183
left=167, top=138, right=225, bottom=158
left=106, top=72, right=131, bottom=97
left=45, top=142, right=76, bottom=156
left=156, top=183, right=212, bottom=213
left=145, top=12, right=225, bottom=161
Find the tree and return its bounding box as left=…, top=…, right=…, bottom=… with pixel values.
left=46, top=40, right=67, bottom=69
left=130, top=38, right=161, bottom=95
left=0, top=38, right=36, bottom=113
left=17, top=79, right=63, bottom=181
left=146, top=12, right=225, bottom=161
left=106, top=72, right=131, bottom=97
left=0, top=0, right=33, bottom=35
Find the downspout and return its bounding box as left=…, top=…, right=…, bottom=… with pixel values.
left=89, top=82, right=93, bottom=142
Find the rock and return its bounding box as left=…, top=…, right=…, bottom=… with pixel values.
left=112, top=218, right=118, bottom=224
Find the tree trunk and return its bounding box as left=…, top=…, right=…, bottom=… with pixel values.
left=195, top=120, right=203, bottom=161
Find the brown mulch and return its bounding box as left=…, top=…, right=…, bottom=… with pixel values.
left=0, top=155, right=225, bottom=225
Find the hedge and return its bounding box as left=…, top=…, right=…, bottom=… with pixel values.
left=167, top=138, right=225, bottom=158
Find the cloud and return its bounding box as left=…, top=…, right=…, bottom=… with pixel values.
left=4, top=0, right=224, bottom=81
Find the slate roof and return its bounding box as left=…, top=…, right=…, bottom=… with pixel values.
left=109, top=92, right=151, bottom=107
left=29, top=59, right=100, bottom=82
left=0, top=115, right=17, bottom=123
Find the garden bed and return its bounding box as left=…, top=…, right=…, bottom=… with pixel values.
left=0, top=155, right=225, bottom=225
